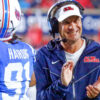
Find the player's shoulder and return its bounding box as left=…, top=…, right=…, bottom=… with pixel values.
left=25, top=42, right=36, bottom=55
left=10, top=40, right=36, bottom=55
left=16, top=40, right=33, bottom=48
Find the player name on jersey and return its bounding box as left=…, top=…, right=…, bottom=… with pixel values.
left=8, top=48, right=29, bottom=60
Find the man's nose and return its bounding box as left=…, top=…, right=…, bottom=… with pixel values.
left=68, top=22, right=76, bottom=30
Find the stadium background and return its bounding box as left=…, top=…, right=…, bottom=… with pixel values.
left=17, top=0, right=100, bottom=49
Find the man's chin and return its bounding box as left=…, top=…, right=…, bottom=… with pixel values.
left=66, top=38, right=79, bottom=44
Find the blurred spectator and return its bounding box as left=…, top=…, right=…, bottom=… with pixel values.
left=76, top=0, right=94, bottom=8
left=40, top=0, right=56, bottom=8
left=19, top=0, right=100, bottom=9
left=19, top=0, right=31, bottom=9
left=23, top=23, right=43, bottom=49
left=19, top=0, right=38, bottom=9
left=30, top=0, right=41, bottom=7
left=91, top=0, right=100, bottom=8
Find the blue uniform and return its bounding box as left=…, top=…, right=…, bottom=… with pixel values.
left=0, top=40, right=36, bottom=100
left=34, top=37, right=100, bottom=100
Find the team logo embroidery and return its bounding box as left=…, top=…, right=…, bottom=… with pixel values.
left=15, top=9, right=21, bottom=21
left=63, top=6, right=74, bottom=12
left=84, top=56, right=100, bottom=63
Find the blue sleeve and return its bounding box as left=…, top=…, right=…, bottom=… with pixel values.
left=34, top=51, right=71, bottom=100
left=31, top=47, right=36, bottom=72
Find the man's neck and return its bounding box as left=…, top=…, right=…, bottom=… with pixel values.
left=61, top=38, right=84, bottom=54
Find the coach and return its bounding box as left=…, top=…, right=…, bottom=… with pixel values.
left=34, top=0, right=100, bottom=100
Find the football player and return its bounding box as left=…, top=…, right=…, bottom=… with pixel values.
left=0, top=0, right=36, bottom=100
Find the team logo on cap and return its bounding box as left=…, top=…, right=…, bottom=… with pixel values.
left=64, top=7, right=74, bottom=12
left=15, top=9, right=21, bottom=21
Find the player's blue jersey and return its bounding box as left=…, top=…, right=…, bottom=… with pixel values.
left=0, top=40, right=36, bottom=100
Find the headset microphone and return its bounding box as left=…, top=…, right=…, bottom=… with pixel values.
left=61, top=38, right=67, bottom=42
left=56, top=38, right=67, bottom=44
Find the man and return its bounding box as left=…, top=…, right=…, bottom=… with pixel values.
left=0, top=0, right=36, bottom=100
left=34, top=0, right=100, bottom=100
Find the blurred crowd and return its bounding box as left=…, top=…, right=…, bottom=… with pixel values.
left=18, top=0, right=100, bottom=49
left=18, top=0, right=100, bottom=9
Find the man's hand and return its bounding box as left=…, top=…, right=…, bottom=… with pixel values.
left=86, top=76, right=100, bottom=99
left=61, top=61, right=74, bottom=86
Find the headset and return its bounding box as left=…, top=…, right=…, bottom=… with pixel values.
left=47, top=0, right=84, bottom=38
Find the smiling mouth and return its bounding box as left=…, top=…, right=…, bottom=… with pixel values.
left=67, top=30, right=79, bottom=34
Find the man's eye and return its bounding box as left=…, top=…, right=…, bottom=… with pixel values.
left=75, top=18, right=80, bottom=22
left=63, top=21, right=70, bottom=24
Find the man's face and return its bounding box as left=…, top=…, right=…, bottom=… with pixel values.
left=59, top=16, right=82, bottom=43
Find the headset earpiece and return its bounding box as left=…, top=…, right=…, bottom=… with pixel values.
left=49, top=17, right=58, bottom=38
